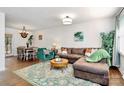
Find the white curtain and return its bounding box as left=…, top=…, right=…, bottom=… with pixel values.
left=112, top=9, right=124, bottom=67
left=112, top=16, right=120, bottom=67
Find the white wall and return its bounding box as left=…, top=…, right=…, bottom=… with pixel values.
left=34, top=18, right=115, bottom=49
left=5, top=18, right=115, bottom=56
left=0, top=12, right=5, bottom=71
left=5, top=27, right=33, bottom=55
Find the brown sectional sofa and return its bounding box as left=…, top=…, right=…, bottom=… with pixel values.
left=58, top=47, right=85, bottom=63
left=58, top=47, right=109, bottom=85
left=73, top=57, right=109, bottom=85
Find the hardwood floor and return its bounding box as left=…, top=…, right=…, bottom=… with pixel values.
left=0, top=57, right=124, bottom=86
left=0, top=57, right=39, bottom=86
left=109, top=66, right=124, bottom=86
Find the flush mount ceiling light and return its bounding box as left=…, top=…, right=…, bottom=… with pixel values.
left=20, top=26, right=29, bottom=38
left=62, top=16, right=72, bottom=25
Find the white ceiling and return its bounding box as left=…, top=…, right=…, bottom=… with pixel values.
left=0, top=7, right=122, bottom=31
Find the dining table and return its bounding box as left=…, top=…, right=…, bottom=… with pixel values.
left=17, top=46, right=38, bottom=61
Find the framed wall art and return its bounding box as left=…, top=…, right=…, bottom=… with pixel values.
left=74, top=32, right=84, bottom=42
left=39, top=35, right=43, bottom=40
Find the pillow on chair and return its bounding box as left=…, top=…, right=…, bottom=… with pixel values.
left=43, top=49, right=50, bottom=55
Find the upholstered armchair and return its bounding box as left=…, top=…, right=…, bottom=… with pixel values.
left=37, top=48, right=55, bottom=61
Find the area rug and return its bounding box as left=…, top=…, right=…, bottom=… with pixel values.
left=14, top=62, right=100, bottom=86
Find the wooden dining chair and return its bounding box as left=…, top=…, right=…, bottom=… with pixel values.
left=24, top=49, right=32, bottom=61
left=17, top=47, right=25, bottom=61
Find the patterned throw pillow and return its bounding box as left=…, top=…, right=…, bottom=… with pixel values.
left=61, top=48, right=68, bottom=55
left=43, top=50, right=50, bottom=55
left=85, top=48, right=98, bottom=57
left=61, top=47, right=72, bottom=54
left=61, top=50, right=67, bottom=55
left=85, top=48, right=92, bottom=57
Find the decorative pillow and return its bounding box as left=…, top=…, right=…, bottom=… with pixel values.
left=43, top=49, right=50, bottom=55
left=91, top=48, right=98, bottom=55
left=61, top=47, right=65, bottom=51
left=85, top=52, right=91, bottom=57
left=61, top=47, right=72, bottom=54
left=57, top=49, right=62, bottom=54
left=85, top=48, right=98, bottom=57
left=61, top=50, right=68, bottom=55
left=85, top=48, right=92, bottom=57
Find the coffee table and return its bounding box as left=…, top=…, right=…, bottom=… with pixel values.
left=50, top=58, right=68, bottom=71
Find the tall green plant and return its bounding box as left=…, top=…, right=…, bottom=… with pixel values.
left=28, top=35, right=33, bottom=45
left=100, top=31, right=115, bottom=61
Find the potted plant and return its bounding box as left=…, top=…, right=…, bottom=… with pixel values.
left=100, top=31, right=115, bottom=62
left=26, top=35, right=33, bottom=48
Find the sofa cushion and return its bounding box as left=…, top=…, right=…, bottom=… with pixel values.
left=67, top=54, right=82, bottom=59
left=72, top=48, right=84, bottom=55
left=73, top=57, right=109, bottom=75
left=58, top=53, right=82, bottom=59
left=67, top=48, right=72, bottom=54
left=58, top=53, right=68, bottom=58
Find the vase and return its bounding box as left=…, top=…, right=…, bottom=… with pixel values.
left=26, top=43, right=29, bottom=48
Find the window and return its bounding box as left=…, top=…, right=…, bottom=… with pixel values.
left=118, top=11, right=124, bottom=55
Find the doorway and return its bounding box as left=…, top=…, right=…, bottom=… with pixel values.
left=5, top=34, right=12, bottom=56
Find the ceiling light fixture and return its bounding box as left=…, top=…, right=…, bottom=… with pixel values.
left=62, top=16, right=72, bottom=25
left=20, top=26, right=29, bottom=38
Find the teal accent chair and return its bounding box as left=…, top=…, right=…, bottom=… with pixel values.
left=37, top=48, right=55, bottom=61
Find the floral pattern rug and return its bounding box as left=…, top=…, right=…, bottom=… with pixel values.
left=14, top=62, right=100, bottom=86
